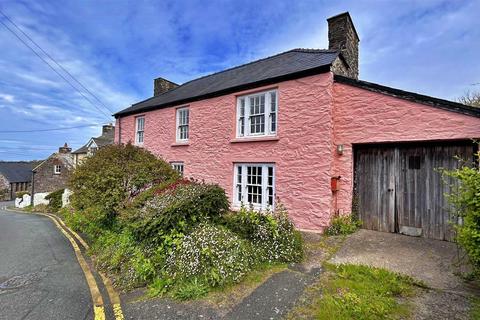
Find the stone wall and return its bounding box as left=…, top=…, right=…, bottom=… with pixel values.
left=33, top=155, right=72, bottom=193
left=328, top=13, right=359, bottom=79
left=154, top=77, right=179, bottom=96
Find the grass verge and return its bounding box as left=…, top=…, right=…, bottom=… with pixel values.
left=146, top=263, right=288, bottom=306
left=287, top=263, right=421, bottom=320
left=471, top=296, right=480, bottom=320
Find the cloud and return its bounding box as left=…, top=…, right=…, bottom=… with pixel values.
left=0, top=93, right=14, bottom=102
left=0, top=0, right=479, bottom=161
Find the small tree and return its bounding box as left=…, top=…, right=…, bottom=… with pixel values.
left=458, top=91, right=480, bottom=108
left=444, top=148, right=480, bottom=276
left=69, top=143, right=178, bottom=226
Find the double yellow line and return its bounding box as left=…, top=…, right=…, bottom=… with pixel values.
left=36, top=212, right=124, bottom=320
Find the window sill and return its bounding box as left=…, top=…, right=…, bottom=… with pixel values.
left=171, top=142, right=190, bottom=147
left=230, top=136, right=279, bottom=143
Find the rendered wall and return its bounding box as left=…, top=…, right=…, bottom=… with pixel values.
left=116, top=73, right=335, bottom=231
left=332, top=83, right=480, bottom=216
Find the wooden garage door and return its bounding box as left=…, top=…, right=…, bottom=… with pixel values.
left=354, top=141, right=476, bottom=241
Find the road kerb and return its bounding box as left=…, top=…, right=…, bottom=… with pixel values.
left=46, top=212, right=125, bottom=320
left=35, top=212, right=106, bottom=320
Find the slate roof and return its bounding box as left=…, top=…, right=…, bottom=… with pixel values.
left=114, top=49, right=339, bottom=117
left=72, top=132, right=115, bottom=154
left=334, top=75, right=480, bottom=118
left=0, top=161, right=37, bottom=183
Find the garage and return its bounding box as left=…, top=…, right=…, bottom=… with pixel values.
left=353, top=141, right=477, bottom=241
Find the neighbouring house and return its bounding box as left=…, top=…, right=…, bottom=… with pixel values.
left=32, top=143, right=74, bottom=197
left=0, top=161, right=37, bottom=200
left=114, top=12, right=480, bottom=241
left=72, top=124, right=115, bottom=166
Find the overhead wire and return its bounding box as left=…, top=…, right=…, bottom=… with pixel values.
left=0, top=12, right=113, bottom=120
left=0, top=9, right=114, bottom=114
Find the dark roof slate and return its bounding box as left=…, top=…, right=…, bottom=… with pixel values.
left=114, top=49, right=339, bottom=117
left=334, top=75, right=480, bottom=118
left=0, top=161, right=37, bottom=183
left=72, top=132, right=115, bottom=154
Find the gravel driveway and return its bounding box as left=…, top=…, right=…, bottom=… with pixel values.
left=329, top=229, right=479, bottom=319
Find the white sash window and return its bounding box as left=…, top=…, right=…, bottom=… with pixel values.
left=237, top=90, right=277, bottom=138
left=234, top=163, right=275, bottom=210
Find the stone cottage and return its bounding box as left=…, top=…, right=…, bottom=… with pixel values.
left=0, top=161, right=37, bottom=200
left=32, top=143, right=74, bottom=196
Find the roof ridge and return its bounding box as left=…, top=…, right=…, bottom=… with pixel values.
left=130, top=48, right=338, bottom=108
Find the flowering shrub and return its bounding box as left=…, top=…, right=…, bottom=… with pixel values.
left=166, top=223, right=255, bottom=286
left=121, top=181, right=229, bottom=245
left=222, top=204, right=303, bottom=263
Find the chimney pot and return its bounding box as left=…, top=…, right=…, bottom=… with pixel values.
left=154, top=77, right=179, bottom=96
left=59, top=143, right=72, bottom=154
left=102, top=124, right=115, bottom=136
left=327, top=12, right=360, bottom=79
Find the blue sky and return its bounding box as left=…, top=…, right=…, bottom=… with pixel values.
left=0, top=0, right=479, bottom=161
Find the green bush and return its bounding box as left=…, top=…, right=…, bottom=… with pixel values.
left=222, top=204, right=304, bottom=263
left=121, top=180, right=229, bottom=245
left=45, top=189, right=64, bottom=212
left=69, top=143, right=178, bottom=228
left=166, top=223, right=255, bottom=287
left=325, top=214, right=362, bottom=236
left=92, top=229, right=165, bottom=289
left=15, top=191, right=30, bottom=199
left=443, top=150, right=480, bottom=275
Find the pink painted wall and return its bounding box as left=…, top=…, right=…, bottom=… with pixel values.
left=115, top=73, right=480, bottom=232
left=332, top=82, right=480, bottom=215
left=116, top=73, right=335, bottom=231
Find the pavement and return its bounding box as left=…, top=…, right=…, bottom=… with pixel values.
left=0, top=203, right=92, bottom=320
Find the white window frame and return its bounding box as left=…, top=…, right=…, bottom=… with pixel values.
left=233, top=163, right=275, bottom=210
left=53, top=165, right=61, bottom=175
left=236, top=89, right=277, bottom=138
left=135, top=116, right=145, bottom=145
left=171, top=162, right=184, bottom=176
left=176, top=107, right=189, bottom=142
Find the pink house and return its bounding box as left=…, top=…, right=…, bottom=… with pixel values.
left=115, top=13, right=480, bottom=240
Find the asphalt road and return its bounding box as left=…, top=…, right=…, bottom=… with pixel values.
left=0, top=203, right=92, bottom=320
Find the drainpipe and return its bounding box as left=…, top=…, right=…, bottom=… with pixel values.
left=117, top=117, right=122, bottom=144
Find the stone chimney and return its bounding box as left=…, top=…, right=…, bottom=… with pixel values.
left=102, top=123, right=115, bottom=136
left=58, top=143, right=72, bottom=154
left=327, top=12, right=360, bottom=79
left=154, top=77, right=179, bottom=96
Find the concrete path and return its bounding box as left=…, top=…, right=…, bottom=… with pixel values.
left=330, top=229, right=480, bottom=319
left=0, top=205, right=92, bottom=320
left=225, top=267, right=321, bottom=320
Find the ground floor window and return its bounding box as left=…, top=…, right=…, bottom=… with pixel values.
left=171, top=162, right=184, bottom=176
left=233, top=163, right=275, bottom=210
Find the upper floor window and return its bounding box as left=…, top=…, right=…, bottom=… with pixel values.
left=54, top=165, right=61, bottom=175
left=135, top=116, right=145, bottom=145
left=176, top=107, right=189, bottom=142
left=237, top=90, right=277, bottom=138
left=233, top=163, right=275, bottom=210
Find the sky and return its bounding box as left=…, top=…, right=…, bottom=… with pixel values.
left=0, top=0, right=479, bottom=161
